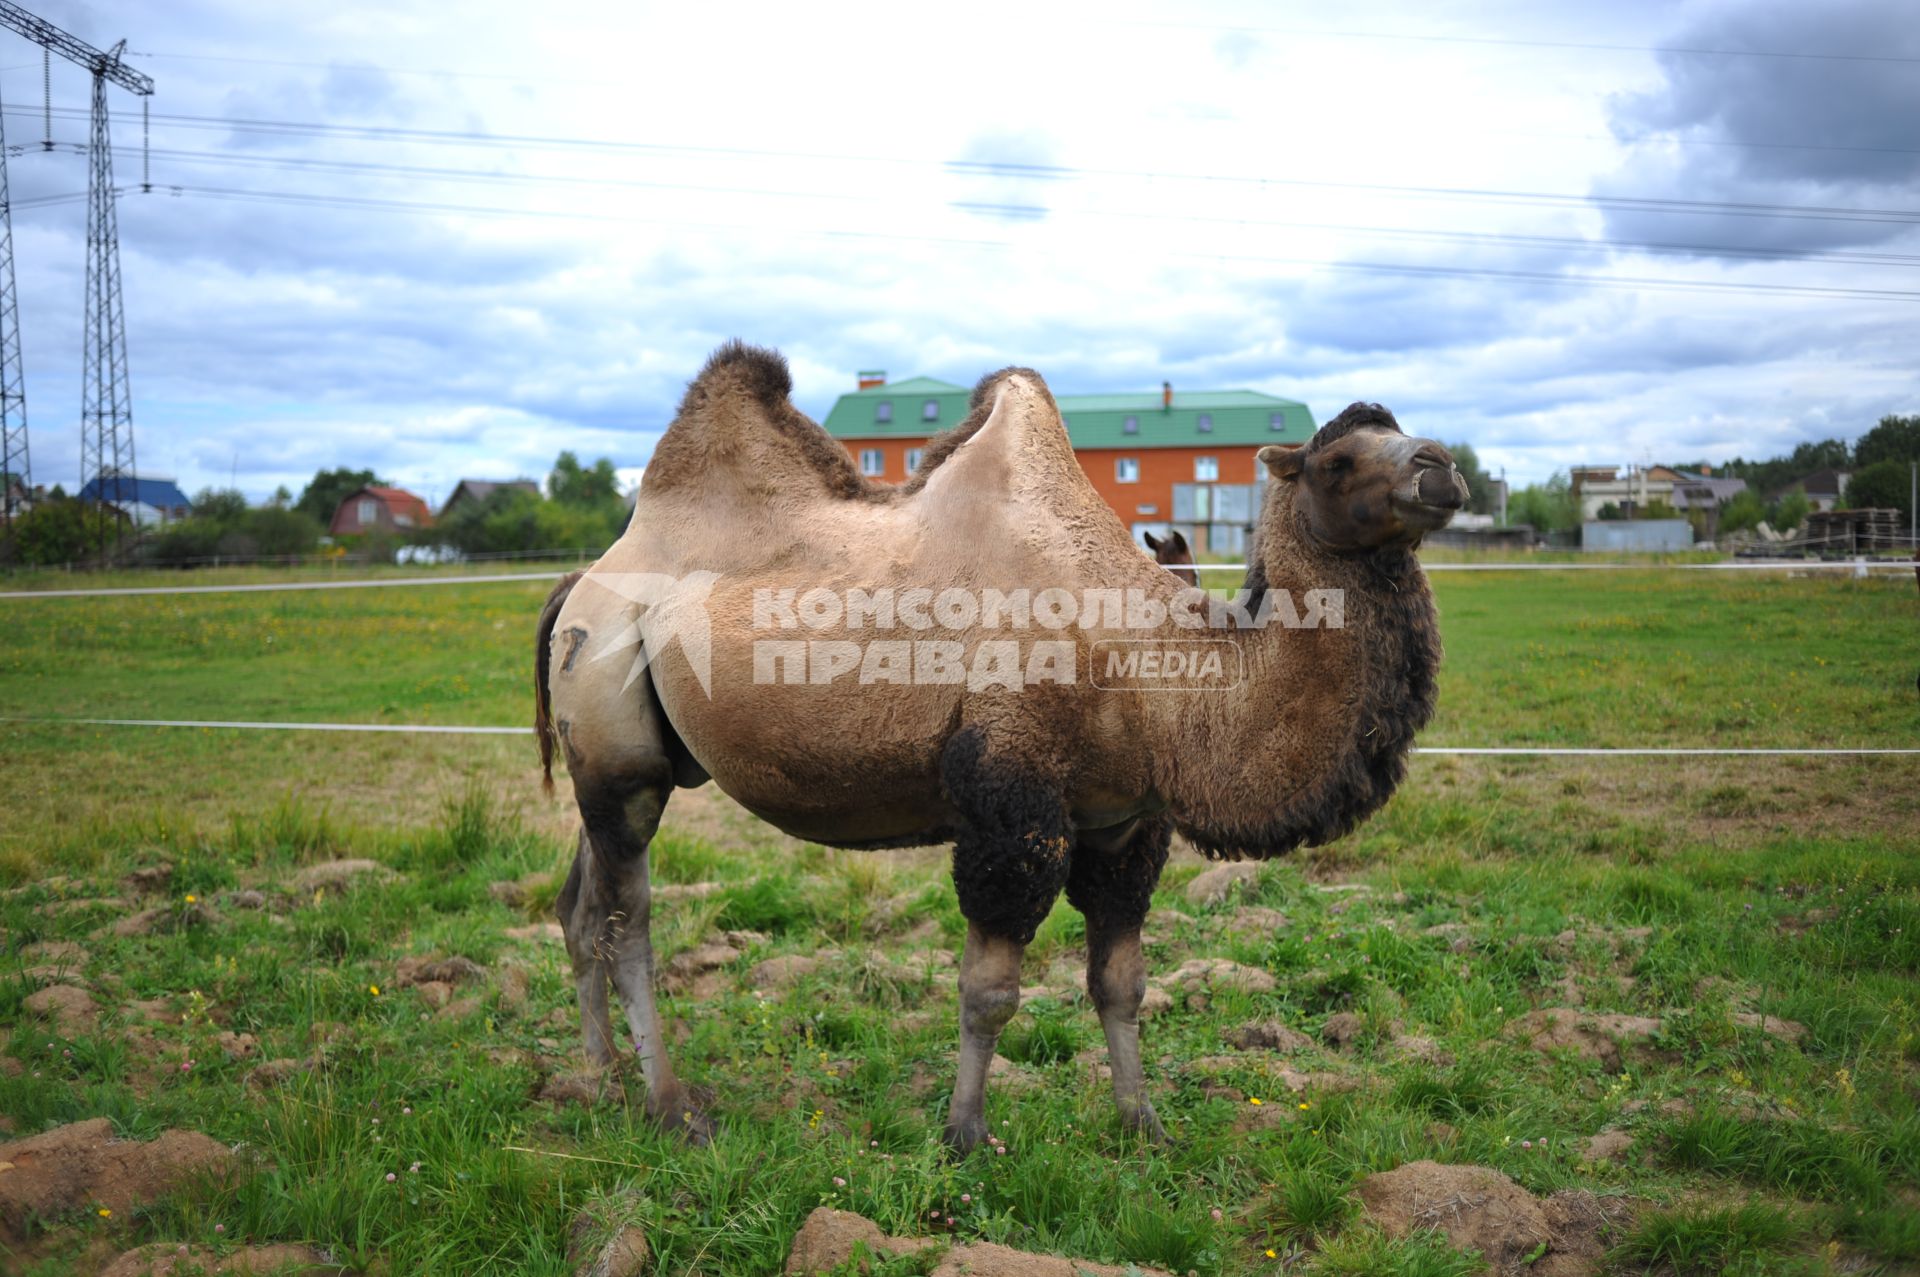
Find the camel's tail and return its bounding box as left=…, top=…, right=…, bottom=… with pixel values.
left=534, top=569, right=586, bottom=797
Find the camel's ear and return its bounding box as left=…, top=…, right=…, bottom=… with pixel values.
left=1143, top=531, right=1163, bottom=552
left=1258, top=445, right=1305, bottom=481
left=1165, top=529, right=1189, bottom=553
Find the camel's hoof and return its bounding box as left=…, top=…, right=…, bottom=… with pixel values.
left=1122, top=1106, right=1170, bottom=1146
left=942, top=1115, right=989, bottom=1157
left=652, top=1099, right=715, bottom=1146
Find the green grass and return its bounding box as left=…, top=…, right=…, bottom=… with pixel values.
left=1, top=567, right=1917, bottom=1274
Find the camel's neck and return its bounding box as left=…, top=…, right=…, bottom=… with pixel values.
left=1148, top=488, right=1442, bottom=859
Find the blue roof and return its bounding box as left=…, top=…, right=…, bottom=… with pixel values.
left=77, top=475, right=192, bottom=509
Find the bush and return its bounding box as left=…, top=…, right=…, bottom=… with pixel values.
left=1843, top=460, right=1914, bottom=520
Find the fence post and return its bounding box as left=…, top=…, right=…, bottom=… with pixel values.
left=1854, top=555, right=1867, bottom=580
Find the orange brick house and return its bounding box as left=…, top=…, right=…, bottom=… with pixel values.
left=821, top=373, right=1316, bottom=553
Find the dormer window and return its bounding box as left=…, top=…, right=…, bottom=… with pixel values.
left=875, top=400, right=893, bottom=423
left=1123, top=415, right=1139, bottom=434
left=1269, top=411, right=1287, bottom=430
left=922, top=399, right=940, bottom=422
left=1196, top=413, right=1213, bottom=432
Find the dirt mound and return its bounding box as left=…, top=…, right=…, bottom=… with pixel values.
left=105, top=902, right=219, bottom=939
left=290, top=860, right=393, bottom=894
left=0, top=1119, right=233, bottom=1243
left=1224, top=1019, right=1313, bottom=1052
left=1184, top=862, right=1259, bottom=907
left=1159, top=958, right=1276, bottom=996
left=750, top=955, right=820, bottom=990
left=1506, top=1008, right=1663, bottom=1071
left=23, top=984, right=98, bottom=1036
left=100, top=1243, right=342, bottom=1276
left=395, top=955, right=487, bottom=987
left=783, top=1207, right=1172, bottom=1276
left=1356, top=1160, right=1634, bottom=1277
left=568, top=1197, right=650, bottom=1277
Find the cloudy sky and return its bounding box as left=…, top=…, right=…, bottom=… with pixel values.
left=3, top=0, right=1916, bottom=503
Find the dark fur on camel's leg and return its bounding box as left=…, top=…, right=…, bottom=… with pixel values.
left=1068, top=815, right=1173, bottom=1141
left=940, top=728, right=1074, bottom=1153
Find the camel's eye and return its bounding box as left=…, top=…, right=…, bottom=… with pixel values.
left=1323, top=455, right=1352, bottom=475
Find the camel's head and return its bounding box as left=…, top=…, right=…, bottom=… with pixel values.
left=1257, top=403, right=1466, bottom=553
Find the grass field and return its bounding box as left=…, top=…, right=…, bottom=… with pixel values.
left=1, top=568, right=1917, bottom=1275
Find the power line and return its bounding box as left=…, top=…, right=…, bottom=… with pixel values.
left=17, top=105, right=1919, bottom=226
left=97, top=142, right=1920, bottom=269
left=163, top=184, right=1920, bottom=303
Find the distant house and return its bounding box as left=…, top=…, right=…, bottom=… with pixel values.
left=329, top=485, right=433, bottom=536
left=440, top=478, right=539, bottom=520
left=1770, top=468, right=1849, bottom=513
left=76, top=474, right=192, bottom=526
left=2, top=473, right=40, bottom=519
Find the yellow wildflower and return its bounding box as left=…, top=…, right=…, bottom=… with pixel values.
left=1248, top=1097, right=1262, bottom=1106
left=369, top=985, right=381, bottom=996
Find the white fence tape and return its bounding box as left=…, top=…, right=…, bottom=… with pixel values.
left=6, top=558, right=1918, bottom=600
left=5, top=718, right=1916, bottom=756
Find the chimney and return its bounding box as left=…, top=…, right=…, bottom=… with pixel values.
left=858, top=370, right=886, bottom=390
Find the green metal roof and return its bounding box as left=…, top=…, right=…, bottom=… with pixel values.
left=821, top=378, right=1316, bottom=448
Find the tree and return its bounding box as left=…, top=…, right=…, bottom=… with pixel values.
left=548, top=452, right=621, bottom=507
left=1854, top=414, right=1920, bottom=469
left=1770, top=491, right=1810, bottom=533
left=192, top=488, right=250, bottom=523
left=1843, top=461, right=1915, bottom=521
left=1444, top=442, right=1496, bottom=516
left=295, top=467, right=382, bottom=526
left=1718, top=489, right=1766, bottom=534
left=2, top=493, right=118, bottom=565
left=1507, top=471, right=1581, bottom=533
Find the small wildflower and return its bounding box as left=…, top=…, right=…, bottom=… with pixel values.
left=833, top=1176, right=846, bottom=1188
left=403, top=1107, right=412, bottom=1115
left=1249, top=1097, right=1263, bottom=1106
left=931, top=1210, right=941, bottom=1220
left=869, top=1140, right=879, bottom=1147
left=1265, top=1248, right=1277, bottom=1259
left=995, top=1146, right=1006, bottom=1156
left=946, top=1215, right=956, bottom=1227
left=371, top=1117, right=380, bottom=1125
left=962, top=1194, right=972, bottom=1204
left=1210, top=1208, right=1223, bottom=1222
left=1521, top=1140, right=1533, bottom=1149
left=369, top=985, right=381, bottom=996
left=1298, top=1102, right=1310, bottom=1111
left=386, top=1172, right=397, bottom=1182
left=214, top=1224, right=224, bottom=1234
left=185, top=894, right=197, bottom=904
left=98, top=1208, right=112, bottom=1218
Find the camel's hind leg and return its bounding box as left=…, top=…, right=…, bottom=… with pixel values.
left=547, top=584, right=709, bottom=1141
left=1067, top=815, right=1173, bottom=1142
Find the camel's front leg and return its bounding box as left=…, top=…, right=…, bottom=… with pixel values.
left=940, top=728, right=1073, bottom=1154
left=1068, top=815, right=1173, bottom=1142
left=947, top=923, right=1025, bottom=1152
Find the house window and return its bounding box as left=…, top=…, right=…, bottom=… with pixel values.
left=1136, top=503, right=1159, bottom=516
left=1270, top=412, right=1287, bottom=430
left=922, top=399, right=940, bottom=422
left=1115, top=457, right=1140, bottom=484
left=358, top=498, right=377, bottom=525
left=905, top=448, right=924, bottom=473
left=1196, top=413, right=1213, bottom=432
left=1194, top=456, right=1219, bottom=482
left=859, top=449, right=885, bottom=477
left=1123, top=415, right=1139, bottom=434
left=875, top=401, right=893, bottom=424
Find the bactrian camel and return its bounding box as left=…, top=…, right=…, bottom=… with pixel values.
left=534, top=342, right=1465, bottom=1149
